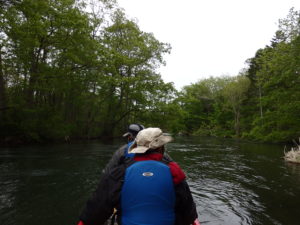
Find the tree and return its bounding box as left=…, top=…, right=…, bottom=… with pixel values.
left=223, top=75, right=250, bottom=137
left=0, top=0, right=115, bottom=141
left=98, top=9, right=171, bottom=137
left=177, top=77, right=233, bottom=136
left=244, top=8, right=300, bottom=142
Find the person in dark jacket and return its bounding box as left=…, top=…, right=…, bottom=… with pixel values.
left=78, top=127, right=200, bottom=225
left=102, top=123, right=144, bottom=175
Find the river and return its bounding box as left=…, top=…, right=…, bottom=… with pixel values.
left=1, top=137, right=300, bottom=225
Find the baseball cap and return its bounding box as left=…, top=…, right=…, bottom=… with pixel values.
left=122, top=124, right=144, bottom=138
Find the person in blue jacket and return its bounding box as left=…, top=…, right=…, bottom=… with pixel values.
left=78, top=127, right=200, bottom=225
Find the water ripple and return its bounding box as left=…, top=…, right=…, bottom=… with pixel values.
left=1, top=138, right=299, bottom=225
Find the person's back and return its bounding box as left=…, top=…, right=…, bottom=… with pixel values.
left=118, top=127, right=198, bottom=225
left=121, top=160, right=175, bottom=225
left=78, top=127, right=200, bottom=225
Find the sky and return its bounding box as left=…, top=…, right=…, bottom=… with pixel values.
left=117, top=0, right=300, bottom=90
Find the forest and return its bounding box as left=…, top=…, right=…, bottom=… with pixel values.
left=0, top=0, right=299, bottom=144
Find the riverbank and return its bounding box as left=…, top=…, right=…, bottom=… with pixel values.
left=0, top=134, right=121, bottom=148
left=0, top=132, right=294, bottom=148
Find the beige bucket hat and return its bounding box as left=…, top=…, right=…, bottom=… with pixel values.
left=128, top=127, right=173, bottom=154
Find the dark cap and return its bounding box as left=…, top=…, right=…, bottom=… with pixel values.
left=123, top=124, right=144, bottom=138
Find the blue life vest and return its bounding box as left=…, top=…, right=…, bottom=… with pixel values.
left=121, top=160, right=175, bottom=225
left=124, top=141, right=135, bottom=159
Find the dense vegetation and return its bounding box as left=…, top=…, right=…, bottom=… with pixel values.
left=178, top=8, right=300, bottom=142
left=0, top=0, right=176, bottom=143
left=0, top=1, right=299, bottom=144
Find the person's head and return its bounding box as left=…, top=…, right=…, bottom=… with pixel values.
left=123, top=123, right=144, bottom=142
left=128, top=127, right=172, bottom=154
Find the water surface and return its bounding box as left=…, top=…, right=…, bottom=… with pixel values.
left=1, top=137, right=300, bottom=225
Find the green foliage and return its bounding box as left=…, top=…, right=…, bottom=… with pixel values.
left=0, top=0, right=177, bottom=143
left=244, top=14, right=300, bottom=142
left=0, top=2, right=299, bottom=144
left=177, top=76, right=247, bottom=138
left=174, top=8, right=300, bottom=143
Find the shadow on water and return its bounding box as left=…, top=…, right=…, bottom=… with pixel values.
left=1, top=137, right=300, bottom=225
left=0, top=140, right=124, bottom=225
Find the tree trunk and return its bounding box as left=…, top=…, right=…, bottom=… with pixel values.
left=101, top=85, right=117, bottom=138
left=0, top=47, right=7, bottom=112
left=233, top=106, right=240, bottom=137
left=258, top=85, right=263, bottom=119
left=235, top=110, right=240, bottom=137
left=26, top=50, right=39, bottom=107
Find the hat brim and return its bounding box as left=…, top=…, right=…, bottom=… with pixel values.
left=150, top=135, right=173, bottom=149
left=128, top=134, right=173, bottom=154
left=122, top=132, right=132, bottom=137
left=128, top=145, right=149, bottom=154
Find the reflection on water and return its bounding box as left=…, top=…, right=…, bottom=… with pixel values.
left=0, top=137, right=300, bottom=225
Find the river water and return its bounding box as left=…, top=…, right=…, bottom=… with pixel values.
left=1, top=137, right=300, bottom=225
